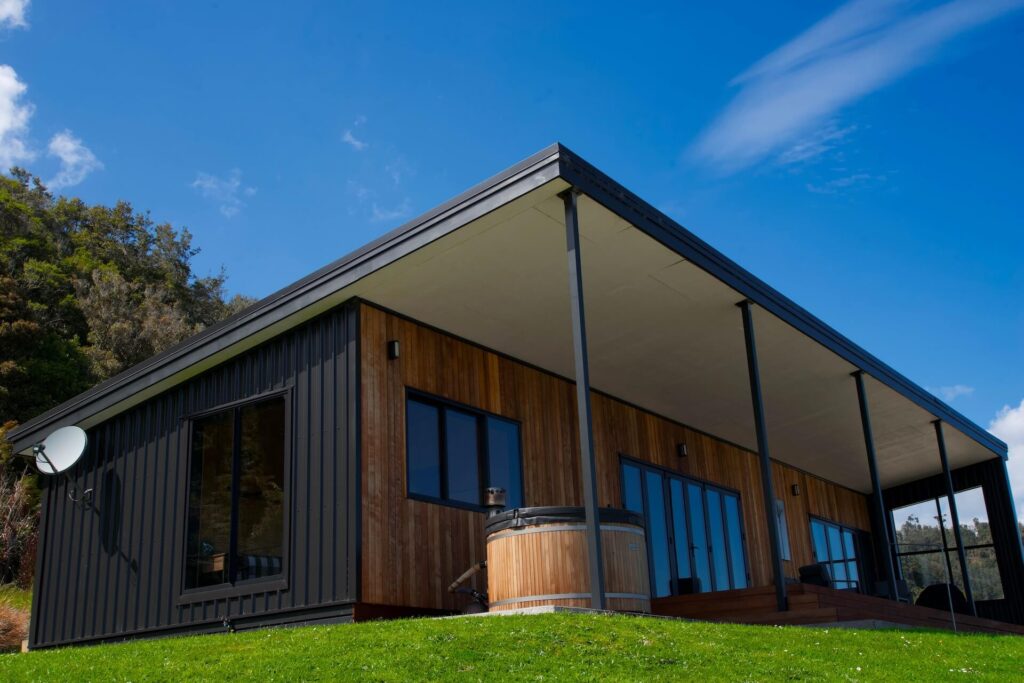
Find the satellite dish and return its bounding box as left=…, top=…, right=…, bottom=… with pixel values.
left=35, top=425, right=88, bottom=474
left=29, top=425, right=93, bottom=507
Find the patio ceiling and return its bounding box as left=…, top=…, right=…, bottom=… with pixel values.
left=352, top=179, right=997, bottom=492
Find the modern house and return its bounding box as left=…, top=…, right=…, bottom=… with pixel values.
left=9, top=144, right=1024, bottom=648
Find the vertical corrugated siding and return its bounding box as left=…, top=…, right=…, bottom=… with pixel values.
left=30, top=301, right=360, bottom=648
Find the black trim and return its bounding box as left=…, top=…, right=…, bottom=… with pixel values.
left=179, top=389, right=292, bottom=603
left=739, top=300, right=787, bottom=612
left=619, top=455, right=751, bottom=597
left=853, top=370, right=899, bottom=600
left=809, top=515, right=865, bottom=592
left=935, top=420, right=977, bottom=615
left=9, top=143, right=1003, bottom=463
left=556, top=146, right=1005, bottom=458
left=403, top=388, right=524, bottom=512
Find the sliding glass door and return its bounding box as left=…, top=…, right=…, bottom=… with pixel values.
left=622, top=459, right=749, bottom=597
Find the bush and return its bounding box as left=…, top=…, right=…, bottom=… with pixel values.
left=0, top=422, right=39, bottom=588
left=0, top=602, right=28, bottom=652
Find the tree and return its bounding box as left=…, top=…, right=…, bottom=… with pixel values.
left=0, top=169, right=255, bottom=424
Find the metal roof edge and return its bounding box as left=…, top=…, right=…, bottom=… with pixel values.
left=555, top=144, right=1007, bottom=458
left=7, top=144, right=564, bottom=451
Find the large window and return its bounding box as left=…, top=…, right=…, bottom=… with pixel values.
left=621, top=459, right=748, bottom=597
left=891, top=487, right=1003, bottom=602
left=185, top=395, right=286, bottom=591
left=406, top=392, right=523, bottom=509
left=810, top=518, right=861, bottom=591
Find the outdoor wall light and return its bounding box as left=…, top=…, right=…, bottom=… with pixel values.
left=677, top=443, right=688, bottom=459
left=387, top=340, right=400, bottom=360
left=791, top=484, right=801, bottom=497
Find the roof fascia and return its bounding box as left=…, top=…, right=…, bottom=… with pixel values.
left=8, top=145, right=563, bottom=453
left=555, top=144, right=1007, bottom=459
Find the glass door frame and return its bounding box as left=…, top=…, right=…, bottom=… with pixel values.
left=620, top=455, right=751, bottom=597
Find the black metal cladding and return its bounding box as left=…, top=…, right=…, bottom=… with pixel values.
left=29, top=301, right=360, bottom=648
left=883, top=458, right=1024, bottom=625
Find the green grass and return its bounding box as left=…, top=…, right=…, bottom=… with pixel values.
left=2, top=613, right=1022, bottom=682
left=0, top=585, right=32, bottom=612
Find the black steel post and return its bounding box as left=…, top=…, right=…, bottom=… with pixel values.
left=561, top=189, right=606, bottom=610
left=738, top=299, right=787, bottom=612
left=934, top=420, right=976, bottom=616
left=852, top=371, right=899, bottom=601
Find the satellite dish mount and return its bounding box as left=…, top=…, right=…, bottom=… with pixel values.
left=26, top=426, right=93, bottom=508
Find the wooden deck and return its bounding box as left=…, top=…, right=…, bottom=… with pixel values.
left=652, top=584, right=1024, bottom=636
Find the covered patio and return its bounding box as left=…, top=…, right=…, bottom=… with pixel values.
left=328, top=145, right=1021, bottom=623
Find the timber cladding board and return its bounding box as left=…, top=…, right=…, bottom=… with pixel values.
left=358, top=303, right=871, bottom=610
left=30, top=303, right=360, bottom=649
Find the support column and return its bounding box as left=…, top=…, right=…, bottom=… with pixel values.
left=852, top=370, right=899, bottom=600
left=561, top=189, right=606, bottom=610
left=738, top=300, right=787, bottom=612
left=934, top=420, right=977, bottom=616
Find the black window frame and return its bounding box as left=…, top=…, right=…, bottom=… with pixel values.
left=619, top=455, right=751, bottom=597
left=809, top=516, right=863, bottom=592
left=405, top=389, right=524, bottom=512
left=890, top=487, right=1003, bottom=601
left=179, top=388, right=292, bottom=604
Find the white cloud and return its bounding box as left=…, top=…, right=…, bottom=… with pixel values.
left=342, top=129, right=367, bottom=151
left=191, top=169, right=256, bottom=218
left=342, top=115, right=368, bottom=151
left=47, top=129, right=103, bottom=189
left=0, top=64, right=34, bottom=169
left=927, top=384, right=976, bottom=402
left=371, top=199, right=412, bottom=223
left=989, top=400, right=1024, bottom=523
left=690, top=0, right=1024, bottom=173
left=384, top=156, right=413, bottom=186
left=0, top=0, right=29, bottom=29
left=806, top=172, right=884, bottom=194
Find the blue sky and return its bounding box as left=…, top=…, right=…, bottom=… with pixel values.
left=2, top=1, right=1023, bottom=507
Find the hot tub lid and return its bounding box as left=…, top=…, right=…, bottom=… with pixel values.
left=484, top=506, right=645, bottom=535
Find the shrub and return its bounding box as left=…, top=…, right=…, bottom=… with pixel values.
left=0, top=603, right=28, bottom=652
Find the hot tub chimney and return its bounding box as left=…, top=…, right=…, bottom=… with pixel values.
left=484, top=487, right=507, bottom=517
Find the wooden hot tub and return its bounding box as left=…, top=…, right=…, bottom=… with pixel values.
left=485, top=506, right=650, bottom=613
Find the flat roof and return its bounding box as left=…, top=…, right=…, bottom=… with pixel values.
left=7, top=143, right=1006, bottom=465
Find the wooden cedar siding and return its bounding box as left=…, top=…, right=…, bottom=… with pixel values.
left=359, top=303, right=870, bottom=610
left=30, top=302, right=360, bottom=648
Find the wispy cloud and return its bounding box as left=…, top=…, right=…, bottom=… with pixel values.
left=342, top=129, right=367, bottom=151
left=690, top=0, right=1024, bottom=174
left=47, top=130, right=103, bottom=188
left=0, top=0, right=29, bottom=29
left=191, top=169, right=256, bottom=218
left=371, top=199, right=412, bottom=223
left=342, top=115, right=368, bottom=151
left=0, top=64, right=34, bottom=169
left=989, top=399, right=1024, bottom=523
left=927, top=384, right=975, bottom=402
left=384, top=156, right=413, bottom=185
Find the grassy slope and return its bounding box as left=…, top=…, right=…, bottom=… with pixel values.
left=1, top=613, right=1022, bottom=682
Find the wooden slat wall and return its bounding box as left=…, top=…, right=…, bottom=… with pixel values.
left=360, top=303, right=871, bottom=609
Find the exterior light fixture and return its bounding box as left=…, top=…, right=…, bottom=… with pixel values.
left=387, top=340, right=400, bottom=360
left=677, top=443, right=688, bottom=458
left=791, top=484, right=801, bottom=497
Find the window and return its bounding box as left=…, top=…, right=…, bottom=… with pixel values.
left=406, top=392, right=523, bottom=509
left=810, top=518, right=861, bottom=591
left=185, top=395, right=286, bottom=591
left=621, top=459, right=748, bottom=597
left=891, top=487, right=1003, bottom=602
left=775, top=499, right=792, bottom=562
